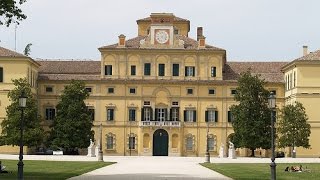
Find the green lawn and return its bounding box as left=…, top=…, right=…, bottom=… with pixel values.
left=0, top=159, right=114, bottom=180
left=201, top=163, right=320, bottom=180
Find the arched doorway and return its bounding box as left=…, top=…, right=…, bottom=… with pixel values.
left=153, top=129, right=169, bottom=156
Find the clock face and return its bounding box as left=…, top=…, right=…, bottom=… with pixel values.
left=155, top=30, right=169, bottom=44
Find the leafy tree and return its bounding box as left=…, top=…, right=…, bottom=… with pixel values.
left=278, top=102, right=311, bottom=155
left=23, top=43, right=32, bottom=56
left=49, top=80, right=93, bottom=153
left=230, top=70, right=272, bottom=156
left=0, top=78, right=44, bottom=147
left=0, top=0, right=27, bottom=26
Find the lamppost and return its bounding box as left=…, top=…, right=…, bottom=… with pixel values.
left=97, top=123, right=103, bottom=162
left=205, top=121, right=210, bottom=163
left=268, top=92, right=276, bottom=180
left=18, top=90, right=27, bottom=180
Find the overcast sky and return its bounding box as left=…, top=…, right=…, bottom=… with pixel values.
left=0, top=0, right=320, bottom=61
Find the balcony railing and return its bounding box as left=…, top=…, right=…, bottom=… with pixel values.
left=139, top=121, right=181, bottom=127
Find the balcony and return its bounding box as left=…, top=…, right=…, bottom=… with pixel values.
left=139, top=121, right=181, bottom=127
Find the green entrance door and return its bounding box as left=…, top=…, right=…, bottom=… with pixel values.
left=153, top=129, right=169, bottom=156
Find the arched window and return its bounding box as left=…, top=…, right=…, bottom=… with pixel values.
left=185, top=133, right=195, bottom=151
left=208, top=134, right=217, bottom=151
left=106, top=133, right=116, bottom=150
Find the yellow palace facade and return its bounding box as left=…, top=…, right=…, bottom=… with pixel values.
left=0, top=13, right=320, bottom=157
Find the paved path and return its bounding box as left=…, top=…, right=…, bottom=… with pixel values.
left=69, top=156, right=230, bottom=180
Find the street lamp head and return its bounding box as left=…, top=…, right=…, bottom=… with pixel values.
left=268, top=92, right=276, bottom=109
left=19, top=90, right=27, bottom=108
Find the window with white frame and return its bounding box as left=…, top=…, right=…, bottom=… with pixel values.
left=205, top=110, right=218, bottom=122
left=184, top=110, right=196, bottom=122
left=45, top=108, right=55, bottom=120
left=129, top=109, right=136, bottom=121
left=107, top=108, right=114, bottom=121
left=128, top=133, right=137, bottom=150
left=143, top=107, right=152, bottom=121
left=185, top=66, right=195, bottom=77
left=171, top=108, right=179, bottom=121
left=157, top=108, right=166, bottom=121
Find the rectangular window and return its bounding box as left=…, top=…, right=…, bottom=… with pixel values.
left=143, top=107, right=152, bottom=121
left=186, top=137, right=193, bottom=151
left=187, top=88, right=193, bottom=95
left=45, top=86, right=53, bottom=93
left=231, top=89, right=237, bottom=95
left=158, top=64, right=165, bottom=76
left=85, top=87, right=92, bottom=93
left=129, top=88, right=136, bottom=94
left=129, top=109, right=136, bottom=121
left=156, top=108, right=167, bottom=121
left=88, top=108, right=95, bottom=121
left=131, top=65, right=136, bottom=76
left=45, top=108, right=55, bottom=120
left=185, top=66, right=195, bottom=77
left=208, top=137, right=214, bottom=151
left=184, top=110, right=196, bottom=122
left=172, top=64, right=179, bottom=76
left=208, top=89, right=215, bottom=95
left=129, top=136, right=135, bottom=150
left=108, top=87, right=114, bottom=94
left=205, top=110, right=218, bottom=122
left=171, top=108, right=179, bottom=121
left=107, top=108, right=114, bottom=121
left=105, top=65, right=112, bottom=75
left=144, top=101, right=151, bottom=106
left=211, top=67, right=216, bottom=77
left=144, top=63, right=151, bottom=76
left=172, top=101, right=179, bottom=106
left=106, top=135, right=114, bottom=149
left=227, top=111, right=233, bottom=123
left=0, top=67, right=3, bottom=82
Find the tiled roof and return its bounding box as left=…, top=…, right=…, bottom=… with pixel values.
left=224, top=62, right=288, bottom=83
left=99, top=35, right=225, bottom=51
left=293, top=49, right=320, bottom=61
left=37, top=60, right=286, bottom=83
left=137, top=16, right=189, bottom=22
left=0, top=46, right=26, bottom=57
left=37, top=60, right=100, bottom=74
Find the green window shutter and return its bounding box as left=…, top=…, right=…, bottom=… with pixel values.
left=155, top=108, right=159, bottom=121
left=141, top=108, right=144, bottom=121
left=159, top=64, right=165, bottom=76
left=215, top=111, right=218, bottom=122
left=164, top=109, right=168, bottom=121
left=192, top=67, right=195, bottom=77
left=110, top=109, right=114, bottom=121
left=184, top=110, right=187, bottom=122
left=169, top=108, right=172, bottom=121
left=193, top=110, right=197, bottom=122
left=205, top=111, right=208, bottom=122
left=150, top=108, right=153, bottom=121
left=185, top=67, right=188, bottom=76
left=144, top=63, right=151, bottom=75
left=173, top=64, right=179, bottom=76
left=0, top=67, right=3, bottom=82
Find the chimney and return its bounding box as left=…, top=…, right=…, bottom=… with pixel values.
left=197, top=27, right=203, bottom=41
left=303, top=45, right=308, bottom=56
left=118, top=34, right=126, bottom=47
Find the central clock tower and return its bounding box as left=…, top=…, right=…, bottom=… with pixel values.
left=149, top=13, right=174, bottom=45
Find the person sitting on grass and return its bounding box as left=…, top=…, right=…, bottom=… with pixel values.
left=0, top=161, right=8, bottom=173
